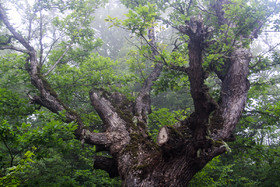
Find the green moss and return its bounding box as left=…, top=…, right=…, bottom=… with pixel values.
left=137, top=121, right=147, bottom=130
left=209, top=113, right=224, bottom=131
left=37, top=71, right=58, bottom=98
left=64, top=105, right=79, bottom=117
left=123, top=133, right=141, bottom=157
left=133, top=164, right=150, bottom=180
left=124, top=144, right=139, bottom=159
left=167, top=125, right=184, bottom=137
left=122, top=131, right=162, bottom=180
left=214, top=140, right=224, bottom=146
left=124, top=132, right=159, bottom=157
left=117, top=109, right=138, bottom=131
left=135, top=164, right=149, bottom=170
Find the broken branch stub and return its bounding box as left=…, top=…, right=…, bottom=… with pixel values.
left=157, top=126, right=185, bottom=152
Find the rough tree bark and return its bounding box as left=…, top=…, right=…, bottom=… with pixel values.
left=0, top=0, right=266, bottom=186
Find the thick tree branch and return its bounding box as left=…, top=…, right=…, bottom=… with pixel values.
left=89, top=91, right=132, bottom=155
left=0, top=4, right=111, bottom=147
left=214, top=48, right=251, bottom=140
left=179, top=15, right=217, bottom=128
left=134, top=62, right=163, bottom=121
left=1, top=4, right=63, bottom=112
left=207, top=0, right=262, bottom=141
left=90, top=91, right=119, bottom=127
left=211, top=0, right=230, bottom=26
left=0, top=45, right=30, bottom=53
left=0, top=4, right=34, bottom=52
left=89, top=91, right=129, bottom=132
left=82, top=131, right=112, bottom=146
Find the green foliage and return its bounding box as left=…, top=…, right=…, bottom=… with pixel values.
left=202, top=0, right=279, bottom=72
left=0, top=150, right=35, bottom=187
left=0, top=88, right=33, bottom=119
left=0, top=54, right=121, bottom=187
left=123, top=3, right=158, bottom=35
left=223, top=0, right=276, bottom=38
left=148, top=108, right=190, bottom=140
left=46, top=52, right=134, bottom=113
left=250, top=52, right=280, bottom=74
left=189, top=156, right=235, bottom=186
left=0, top=110, right=121, bottom=186
left=153, top=69, right=189, bottom=94
left=157, top=0, right=200, bottom=26
left=106, top=2, right=158, bottom=36
left=0, top=53, right=31, bottom=91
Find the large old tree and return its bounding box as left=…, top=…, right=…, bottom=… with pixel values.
left=0, top=0, right=279, bottom=186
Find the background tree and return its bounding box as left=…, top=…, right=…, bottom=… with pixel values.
left=0, top=0, right=279, bottom=186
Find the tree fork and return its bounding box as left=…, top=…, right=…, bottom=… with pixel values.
left=0, top=0, right=272, bottom=185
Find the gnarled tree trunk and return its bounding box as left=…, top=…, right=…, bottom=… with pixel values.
left=0, top=0, right=266, bottom=185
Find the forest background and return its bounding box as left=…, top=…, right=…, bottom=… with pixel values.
left=0, top=0, right=280, bottom=186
